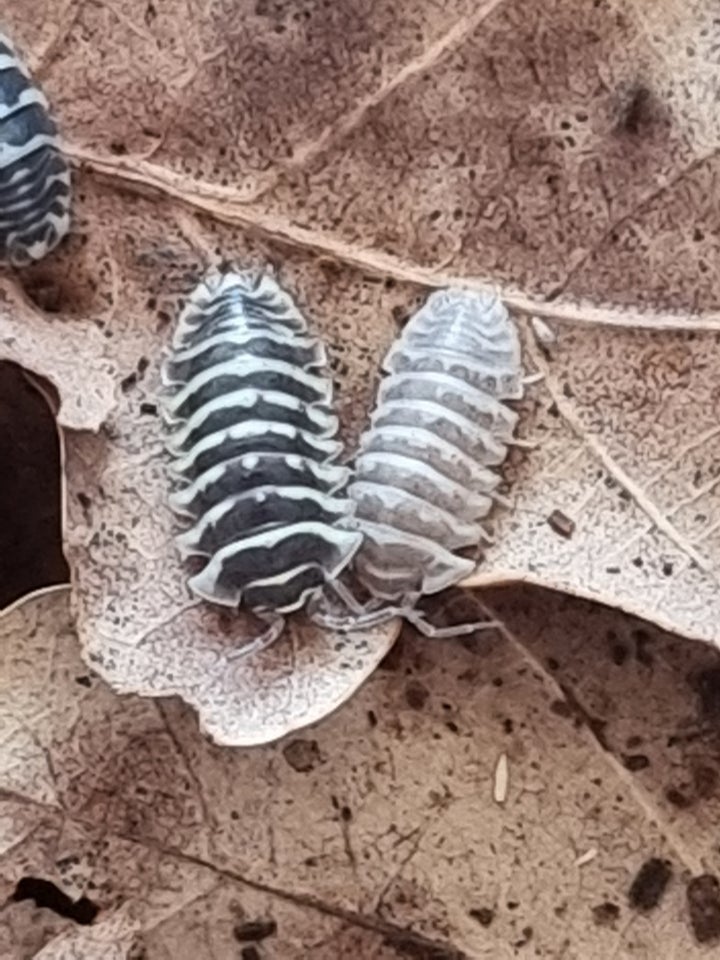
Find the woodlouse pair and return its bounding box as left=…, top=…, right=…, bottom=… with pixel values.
left=0, top=30, right=525, bottom=649
left=0, top=31, right=71, bottom=265
left=164, top=272, right=524, bottom=650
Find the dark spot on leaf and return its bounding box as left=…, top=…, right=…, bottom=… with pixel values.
left=617, top=85, right=658, bottom=136
left=628, top=858, right=672, bottom=911
left=405, top=679, right=429, bottom=710
left=550, top=699, right=573, bottom=719
left=622, top=754, right=650, bottom=772
left=665, top=786, right=693, bottom=809
left=282, top=739, right=321, bottom=773
left=693, top=764, right=718, bottom=799
left=610, top=642, right=628, bottom=666
left=233, top=919, right=277, bottom=942
left=692, top=667, right=720, bottom=719
left=687, top=874, right=720, bottom=943
left=547, top=509, right=575, bottom=538
left=469, top=907, right=494, bottom=927
left=592, top=901, right=620, bottom=926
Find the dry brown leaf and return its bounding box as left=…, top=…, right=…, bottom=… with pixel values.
left=0, top=790, right=404, bottom=959
left=3, top=0, right=718, bottom=650
left=0, top=0, right=717, bottom=953
left=0, top=0, right=719, bottom=751
left=4, top=588, right=720, bottom=956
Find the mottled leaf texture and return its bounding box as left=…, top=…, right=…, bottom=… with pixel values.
left=2, top=0, right=720, bottom=953
left=4, top=589, right=720, bottom=958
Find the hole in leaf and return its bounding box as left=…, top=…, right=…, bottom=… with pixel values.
left=0, top=362, right=68, bottom=609
left=11, top=877, right=99, bottom=925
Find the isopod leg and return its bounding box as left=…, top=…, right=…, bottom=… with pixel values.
left=404, top=607, right=502, bottom=638
left=508, top=437, right=539, bottom=450
left=226, top=612, right=286, bottom=659
left=328, top=577, right=386, bottom=617
left=308, top=579, right=397, bottom=631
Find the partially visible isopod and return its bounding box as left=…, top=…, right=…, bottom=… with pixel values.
left=319, top=288, right=523, bottom=637
left=161, top=270, right=362, bottom=654
left=0, top=31, right=71, bottom=265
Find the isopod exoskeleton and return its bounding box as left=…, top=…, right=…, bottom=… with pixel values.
left=0, top=30, right=71, bottom=265
left=324, top=287, right=524, bottom=637
left=161, top=270, right=362, bottom=653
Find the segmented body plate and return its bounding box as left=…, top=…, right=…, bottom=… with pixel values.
left=0, top=32, right=71, bottom=264
left=349, top=288, right=523, bottom=601
left=163, top=271, right=361, bottom=615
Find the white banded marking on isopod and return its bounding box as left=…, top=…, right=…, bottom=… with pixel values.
left=164, top=270, right=360, bottom=654
left=165, top=388, right=338, bottom=450
left=0, top=32, right=71, bottom=264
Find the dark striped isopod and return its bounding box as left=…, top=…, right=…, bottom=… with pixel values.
left=313, top=287, right=524, bottom=638
left=161, top=270, right=362, bottom=653
left=0, top=30, right=71, bottom=265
